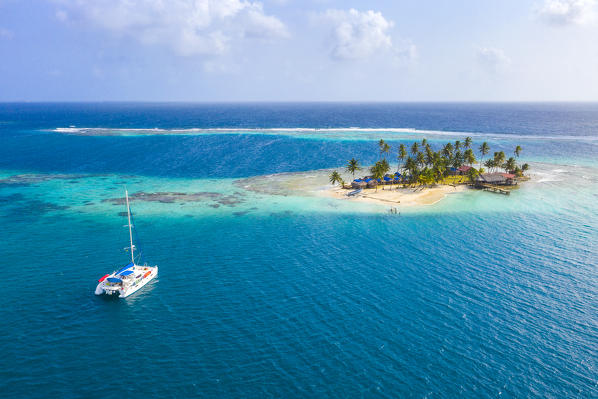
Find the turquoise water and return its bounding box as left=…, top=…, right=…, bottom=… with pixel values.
left=0, top=103, right=597, bottom=398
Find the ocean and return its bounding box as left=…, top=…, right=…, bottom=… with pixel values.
left=0, top=103, right=596, bottom=398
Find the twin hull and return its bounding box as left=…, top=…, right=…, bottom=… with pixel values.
left=96, top=266, right=158, bottom=298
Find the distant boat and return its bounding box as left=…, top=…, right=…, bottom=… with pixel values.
left=95, top=189, right=158, bottom=298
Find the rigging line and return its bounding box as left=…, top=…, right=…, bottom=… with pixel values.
left=129, top=205, right=145, bottom=264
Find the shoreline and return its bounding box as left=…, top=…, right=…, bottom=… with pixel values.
left=318, top=184, right=469, bottom=207
left=235, top=169, right=471, bottom=210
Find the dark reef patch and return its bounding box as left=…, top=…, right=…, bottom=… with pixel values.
left=3, top=199, right=70, bottom=218
left=102, top=191, right=246, bottom=208
left=0, top=173, right=100, bottom=187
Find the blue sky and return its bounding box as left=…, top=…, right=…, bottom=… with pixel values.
left=1, top=0, right=597, bottom=101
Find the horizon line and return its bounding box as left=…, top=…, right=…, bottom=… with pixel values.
left=2, top=100, right=598, bottom=104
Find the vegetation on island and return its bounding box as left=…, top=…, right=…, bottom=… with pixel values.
left=329, top=137, right=530, bottom=189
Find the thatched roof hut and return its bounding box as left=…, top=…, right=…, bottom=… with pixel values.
left=476, top=172, right=517, bottom=186
left=365, top=178, right=378, bottom=188
left=351, top=180, right=367, bottom=189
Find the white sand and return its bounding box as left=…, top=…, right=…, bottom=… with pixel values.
left=237, top=169, right=469, bottom=209
left=319, top=184, right=468, bottom=207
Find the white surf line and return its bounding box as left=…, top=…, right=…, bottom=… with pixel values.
left=50, top=127, right=598, bottom=142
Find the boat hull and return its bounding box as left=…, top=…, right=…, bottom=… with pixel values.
left=95, top=265, right=158, bottom=298
left=120, top=267, right=158, bottom=298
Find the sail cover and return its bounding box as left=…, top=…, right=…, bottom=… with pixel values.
left=119, top=270, right=134, bottom=276
left=116, top=263, right=134, bottom=274
left=107, top=277, right=122, bottom=283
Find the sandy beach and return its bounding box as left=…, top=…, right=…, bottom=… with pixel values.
left=236, top=169, right=469, bottom=209
left=320, top=184, right=468, bottom=207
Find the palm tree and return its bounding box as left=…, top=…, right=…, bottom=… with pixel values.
left=442, top=142, right=454, bottom=159
left=504, top=157, right=517, bottom=173
left=416, top=151, right=425, bottom=167
left=455, top=140, right=461, bottom=153
left=404, top=157, right=416, bottom=173
left=493, top=151, right=506, bottom=171
left=453, top=150, right=463, bottom=169
left=479, top=142, right=490, bottom=169
left=411, top=142, right=419, bottom=156
left=522, top=163, right=530, bottom=174
left=515, top=145, right=522, bottom=158
left=404, top=157, right=417, bottom=186
left=329, top=171, right=343, bottom=187
left=466, top=167, right=480, bottom=184
left=370, top=162, right=385, bottom=191
left=346, top=158, right=361, bottom=179
left=421, top=168, right=435, bottom=186
left=425, top=145, right=434, bottom=166
left=464, top=148, right=476, bottom=166
left=378, top=139, right=386, bottom=158
left=433, top=162, right=446, bottom=184
left=421, top=138, right=428, bottom=147
left=380, top=159, right=390, bottom=175
left=464, top=137, right=472, bottom=149
left=484, top=159, right=495, bottom=171
left=381, top=142, right=390, bottom=160
left=398, top=143, right=407, bottom=172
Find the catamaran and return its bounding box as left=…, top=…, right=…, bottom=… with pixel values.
left=95, top=189, right=158, bottom=298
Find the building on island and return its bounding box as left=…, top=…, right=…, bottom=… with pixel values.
left=457, top=165, right=472, bottom=175
left=351, top=179, right=367, bottom=189
left=365, top=178, right=378, bottom=188
left=475, top=173, right=517, bottom=186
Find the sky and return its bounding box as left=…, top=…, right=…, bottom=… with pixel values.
left=0, top=0, right=597, bottom=101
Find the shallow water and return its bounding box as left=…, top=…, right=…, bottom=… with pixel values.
left=0, top=103, right=597, bottom=398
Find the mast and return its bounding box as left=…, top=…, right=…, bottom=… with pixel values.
left=125, top=189, right=134, bottom=264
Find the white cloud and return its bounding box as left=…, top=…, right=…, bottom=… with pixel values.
left=319, top=8, right=397, bottom=60
left=536, top=0, right=597, bottom=25
left=53, top=0, right=288, bottom=56
left=476, top=47, right=511, bottom=74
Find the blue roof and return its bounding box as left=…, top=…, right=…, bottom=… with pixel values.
left=353, top=179, right=362, bottom=182
left=116, top=263, right=134, bottom=274
left=107, top=277, right=122, bottom=283
left=119, top=270, right=134, bottom=276
left=364, top=178, right=372, bottom=182
left=377, top=178, right=382, bottom=182
left=384, top=176, right=392, bottom=181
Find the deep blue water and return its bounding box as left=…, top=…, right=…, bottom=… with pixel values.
left=0, top=103, right=597, bottom=398
left=2, top=102, right=598, bottom=135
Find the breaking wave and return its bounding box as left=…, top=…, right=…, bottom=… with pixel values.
left=51, top=126, right=598, bottom=142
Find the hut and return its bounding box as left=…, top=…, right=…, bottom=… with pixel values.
left=351, top=179, right=367, bottom=189
left=365, top=178, right=378, bottom=188
left=383, top=175, right=394, bottom=185
left=457, top=165, right=472, bottom=175
left=447, top=167, right=458, bottom=176
left=476, top=172, right=517, bottom=186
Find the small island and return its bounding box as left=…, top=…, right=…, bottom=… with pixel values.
left=326, top=137, right=530, bottom=208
